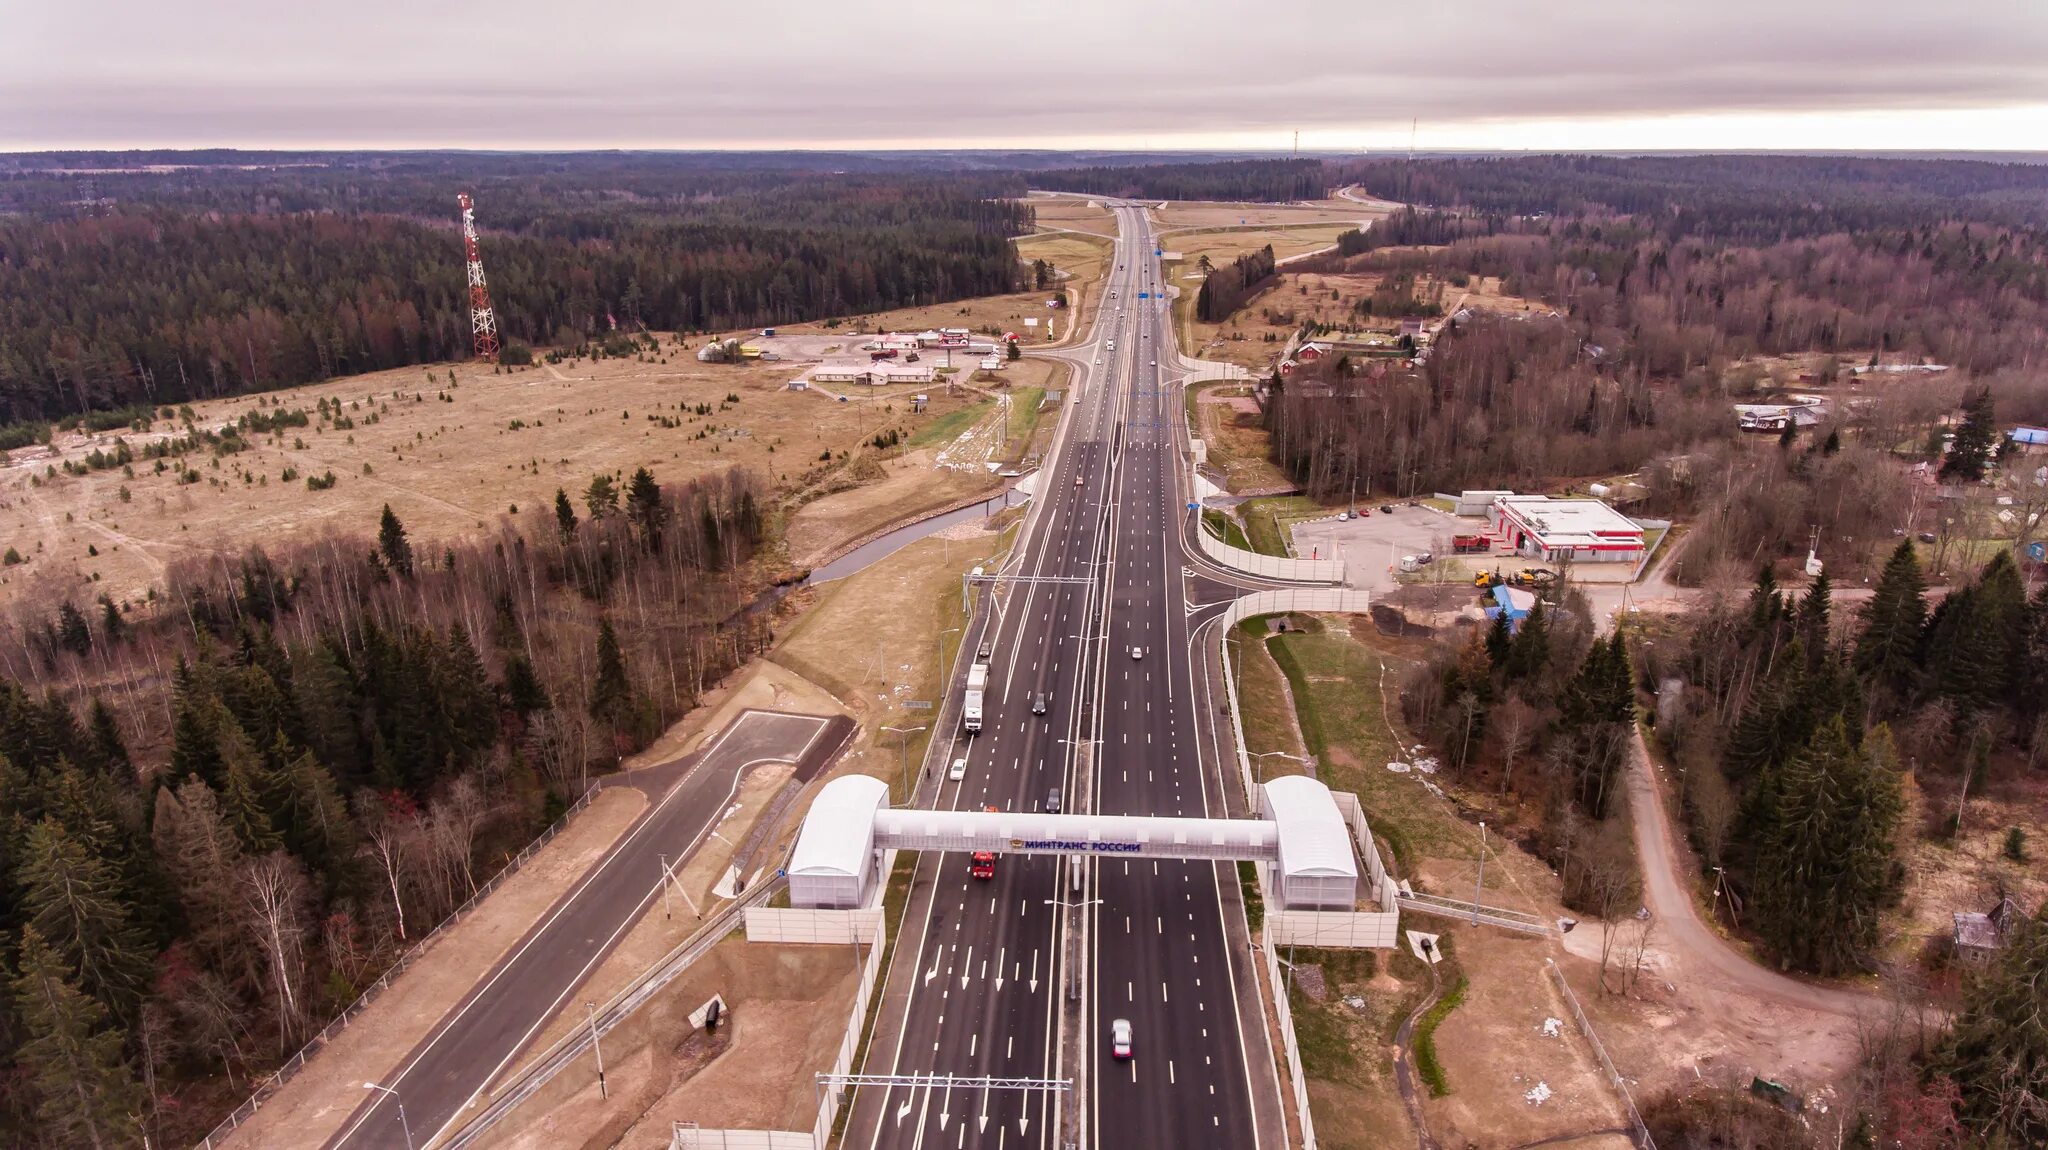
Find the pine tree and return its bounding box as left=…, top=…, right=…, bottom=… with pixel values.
left=626, top=467, right=666, bottom=549
left=553, top=487, right=578, bottom=542
left=11, top=926, right=141, bottom=1150
left=584, top=473, right=620, bottom=519
left=268, top=743, right=355, bottom=881
left=378, top=504, right=414, bottom=577
left=220, top=730, right=284, bottom=854
left=1940, top=384, right=1997, bottom=482
left=590, top=618, right=632, bottom=727
left=1856, top=540, right=1928, bottom=700
left=1939, top=902, right=2048, bottom=1146
left=17, top=817, right=153, bottom=1012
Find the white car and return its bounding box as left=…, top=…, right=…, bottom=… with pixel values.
left=949, top=757, right=967, bottom=781
left=1110, top=1018, right=1133, bottom=1060
left=1130, top=646, right=1144, bottom=660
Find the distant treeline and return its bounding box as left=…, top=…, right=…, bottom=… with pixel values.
left=1029, top=158, right=1327, bottom=203
left=0, top=161, right=1031, bottom=426
left=1333, top=153, right=2048, bottom=239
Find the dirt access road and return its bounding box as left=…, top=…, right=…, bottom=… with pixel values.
left=1624, top=727, right=1878, bottom=1018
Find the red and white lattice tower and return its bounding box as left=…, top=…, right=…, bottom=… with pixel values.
left=457, top=193, right=501, bottom=360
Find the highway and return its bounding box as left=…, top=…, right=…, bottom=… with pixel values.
left=848, top=201, right=1280, bottom=1149
left=326, top=711, right=852, bottom=1150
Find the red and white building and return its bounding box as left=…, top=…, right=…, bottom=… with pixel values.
left=1490, top=495, right=1645, bottom=564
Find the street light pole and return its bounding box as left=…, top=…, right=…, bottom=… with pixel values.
left=587, top=1001, right=608, bottom=1100
left=1472, top=821, right=1487, bottom=924
left=880, top=724, right=928, bottom=802
left=362, top=1082, right=414, bottom=1150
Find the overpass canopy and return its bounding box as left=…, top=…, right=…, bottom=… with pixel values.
left=788, top=775, right=889, bottom=908
left=1261, top=776, right=1359, bottom=910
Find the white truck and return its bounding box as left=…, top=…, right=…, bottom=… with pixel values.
left=963, top=662, right=989, bottom=733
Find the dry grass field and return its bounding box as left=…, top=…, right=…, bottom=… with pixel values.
left=1026, top=194, right=1117, bottom=237
left=0, top=351, right=949, bottom=611
left=1153, top=199, right=1379, bottom=230
left=1014, top=231, right=1117, bottom=335
left=776, top=290, right=1068, bottom=345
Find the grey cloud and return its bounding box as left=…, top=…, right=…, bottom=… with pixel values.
left=4, top=0, right=2046, bottom=147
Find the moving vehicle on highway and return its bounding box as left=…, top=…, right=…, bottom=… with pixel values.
left=969, top=851, right=997, bottom=879
left=1032, top=693, right=1048, bottom=716
left=1110, top=1018, right=1134, bottom=1060
left=1130, top=645, right=1143, bottom=660
left=1044, top=788, right=1061, bottom=814
left=963, top=662, right=988, bottom=733
left=949, top=757, right=967, bottom=781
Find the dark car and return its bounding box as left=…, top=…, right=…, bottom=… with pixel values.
left=1045, top=788, right=1062, bottom=814
left=1032, top=693, right=1049, bottom=716
left=1380, top=504, right=1395, bottom=514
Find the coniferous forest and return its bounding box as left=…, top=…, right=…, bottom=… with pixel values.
left=0, top=154, right=1033, bottom=428
left=0, top=465, right=767, bottom=1145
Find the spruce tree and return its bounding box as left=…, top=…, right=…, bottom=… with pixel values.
left=168, top=699, right=225, bottom=790
left=590, top=618, right=632, bottom=727
left=11, top=926, right=141, bottom=1150
left=626, top=467, right=666, bottom=548
left=502, top=653, right=552, bottom=719
left=1750, top=718, right=1902, bottom=976
left=1940, top=384, right=1997, bottom=482
left=19, top=813, right=154, bottom=1009
left=56, top=601, right=92, bottom=656
left=1506, top=598, right=1550, bottom=682
left=1797, top=568, right=1833, bottom=662
left=1938, top=902, right=2048, bottom=1146
left=96, top=596, right=123, bottom=646
left=1746, top=563, right=1783, bottom=636
left=1856, top=540, right=1928, bottom=700
left=83, top=698, right=129, bottom=779
left=1484, top=611, right=1513, bottom=672
left=553, top=487, right=578, bottom=542
left=377, top=504, right=414, bottom=577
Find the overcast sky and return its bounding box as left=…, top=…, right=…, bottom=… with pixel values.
left=6, top=1, right=2047, bottom=152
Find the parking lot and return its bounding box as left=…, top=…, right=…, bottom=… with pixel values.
left=1289, top=503, right=1493, bottom=593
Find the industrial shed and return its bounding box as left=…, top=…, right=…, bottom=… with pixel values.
left=788, top=774, right=889, bottom=909
left=1258, top=777, right=1359, bottom=910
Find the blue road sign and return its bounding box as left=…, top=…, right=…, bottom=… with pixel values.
left=1187, top=502, right=1199, bottom=512
left=1138, top=292, right=1150, bottom=299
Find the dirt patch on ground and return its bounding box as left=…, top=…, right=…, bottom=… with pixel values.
left=479, top=936, right=861, bottom=1148
left=777, top=291, right=1070, bottom=350
left=1190, top=382, right=1293, bottom=493
left=0, top=349, right=920, bottom=611
left=217, top=786, right=650, bottom=1150
left=1424, top=934, right=1626, bottom=1150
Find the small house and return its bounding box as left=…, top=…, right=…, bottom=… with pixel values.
left=1954, top=894, right=2025, bottom=964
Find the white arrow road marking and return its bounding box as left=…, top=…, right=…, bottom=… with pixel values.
left=1029, top=949, right=1039, bottom=993
left=960, top=945, right=973, bottom=989
left=994, top=946, right=1006, bottom=992
left=938, top=1074, right=955, bottom=1130
left=978, top=1082, right=991, bottom=1132
left=897, top=1098, right=915, bottom=1125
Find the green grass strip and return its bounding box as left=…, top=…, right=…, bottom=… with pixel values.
left=1413, top=975, right=1468, bottom=1097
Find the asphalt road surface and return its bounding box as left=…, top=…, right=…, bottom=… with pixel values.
left=330, top=709, right=852, bottom=1149
left=848, top=201, right=1278, bottom=1150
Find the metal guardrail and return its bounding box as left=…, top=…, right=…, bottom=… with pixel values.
left=1396, top=892, right=1551, bottom=935
left=195, top=783, right=601, bottom=1150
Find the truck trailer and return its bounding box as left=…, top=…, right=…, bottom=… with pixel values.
left=963, top=662, right=989, bottom=733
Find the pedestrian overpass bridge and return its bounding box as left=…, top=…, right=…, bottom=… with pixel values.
left=787, top=773, right=1363, bottom=911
